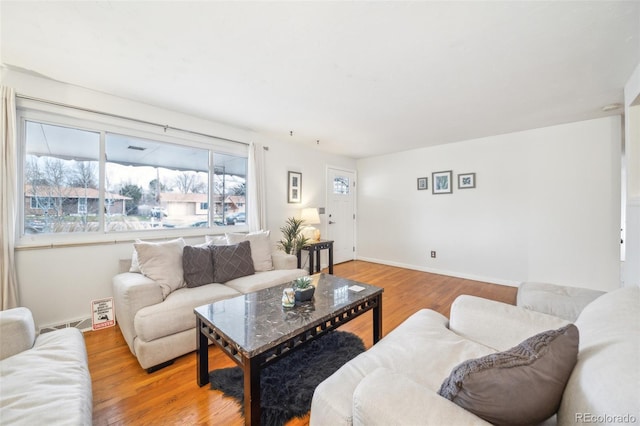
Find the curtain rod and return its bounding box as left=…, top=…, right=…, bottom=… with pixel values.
left=16, top=93, right=250, bottom=146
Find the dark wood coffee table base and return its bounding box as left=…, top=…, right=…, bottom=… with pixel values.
left=195, top=277, right=382, bottom=426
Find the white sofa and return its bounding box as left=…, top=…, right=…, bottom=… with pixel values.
left=517, top=281, right=606, bottom=321
left=113, top=234, right=306, bottom=371
left=0, top=307, right=93, bottom=425
left=310, top=286, right=639, bottom=425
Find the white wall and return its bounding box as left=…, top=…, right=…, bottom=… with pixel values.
left=252, top=134, right=356, bottom=245
left=627, top=105, right=640, bottom=199
left=3, top=67, right=355, bottom=327
left=622, top=62, right=640, bottom=287
left=357, top=117, right=622, bottom=291
left=3, top=64, right=626, bottom=326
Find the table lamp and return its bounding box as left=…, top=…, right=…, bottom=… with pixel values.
left=301, top=207, right=321, bottom=241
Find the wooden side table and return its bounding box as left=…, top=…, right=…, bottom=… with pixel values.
left=297, top=240, right=334, bottom=274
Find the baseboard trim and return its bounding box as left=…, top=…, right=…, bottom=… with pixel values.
left=356, top=256, right=521, bottom=288
left=39, top=317, right=93, bottom=334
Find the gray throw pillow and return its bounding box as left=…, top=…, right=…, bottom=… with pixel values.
left=182, top=245, right=214, bottom=288
left=212, top=240, right=255, bottom=283
left=438, top=324, right=579, bottom=425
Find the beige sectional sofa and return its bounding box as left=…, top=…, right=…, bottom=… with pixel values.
left=113, top=232, right=306, bottom=371
left=310, top=286, right=639, bottom=425
left=0, top=307, right=93, bottom=425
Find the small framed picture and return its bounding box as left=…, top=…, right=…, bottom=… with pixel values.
left=458, top=173, right=476, bottom=189
left=288, top=171, right=302, bottom=203
left=417, top=177, right=428, bottom=190
left=432, top=171, right=453, bottom=194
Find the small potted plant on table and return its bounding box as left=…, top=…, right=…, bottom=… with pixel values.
left=293, top=276, right=315, bottom=302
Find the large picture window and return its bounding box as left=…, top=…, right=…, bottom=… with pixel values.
left=24, top=121, right=100, bottom=234
left=19, top=109, right=248, bottom=239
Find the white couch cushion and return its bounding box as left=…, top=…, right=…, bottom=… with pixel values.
left=558, top=286, right=640, bottom=425
left=0, top=307, right=36, bottom=360
left=271, top=251, right=298, bottom=270
left=353, top=368, right=491, bottom=426
left=224, top=269, right=306, bottom=294
left=0, top=328, right=92, bottom=425
left=134, top=283, right=239, bottom=342
left=134, top=238, right=186, bottom=298
left=450, top=295, right=569, bottom=352
left=310, top=309, right=496, bottom=426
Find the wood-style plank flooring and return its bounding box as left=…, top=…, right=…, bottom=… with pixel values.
left=85, top=260, right=517, bottom=426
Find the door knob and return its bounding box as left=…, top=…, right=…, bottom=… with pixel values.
left=328, top=220, right=336, bottom=224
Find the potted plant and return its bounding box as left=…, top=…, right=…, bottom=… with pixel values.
left=292, top=276, right=315, bottom=302
left=277, top=217, right=309, bottom=255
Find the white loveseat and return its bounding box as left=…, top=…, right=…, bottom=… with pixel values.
left=113, top=233, right=306, bottom=371
left=310, top=286, right=639, bottom=425
left=0, top=307, right=93, bottom=425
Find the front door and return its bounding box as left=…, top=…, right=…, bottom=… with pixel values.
left=326, top=167, right=356, bottom=264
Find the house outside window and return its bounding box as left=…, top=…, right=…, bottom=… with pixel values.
left=18, top=107, right=248, bottom=239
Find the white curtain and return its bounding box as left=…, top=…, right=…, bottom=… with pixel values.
left=247, top=142, right=267, bottom=231
left=1, top=86, right=19, bottom=310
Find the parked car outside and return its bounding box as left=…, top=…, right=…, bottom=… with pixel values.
left=150, top=207, right=168, bottom=218
left=225, top=212, right=245, bottom=225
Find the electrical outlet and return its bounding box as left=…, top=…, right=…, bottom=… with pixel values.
left=430, top=251, right=436, bottom=258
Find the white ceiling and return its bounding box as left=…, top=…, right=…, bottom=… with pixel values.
left=1, top=1, right=638, bottom=159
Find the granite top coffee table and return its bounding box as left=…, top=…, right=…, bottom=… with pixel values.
left=194, top=273, right=383, bottom=426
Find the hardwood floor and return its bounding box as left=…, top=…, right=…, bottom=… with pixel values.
left=85, top=260, right=517, bottom=426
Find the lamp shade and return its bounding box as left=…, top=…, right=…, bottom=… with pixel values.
left=301, top=208, right=321, bottom=225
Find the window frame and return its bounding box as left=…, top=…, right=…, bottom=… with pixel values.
left=16, top=103, right=249, bottom=247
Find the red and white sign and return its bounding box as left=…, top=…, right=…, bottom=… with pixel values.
left=91, top=297, right=115, bottom=330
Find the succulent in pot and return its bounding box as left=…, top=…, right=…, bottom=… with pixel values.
left=292, top=276, right=315, bottom=302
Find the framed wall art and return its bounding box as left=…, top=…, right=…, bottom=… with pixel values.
left=288, top=171, right=302, bottom=203
left=458, top=173, right=476, bottom=189
left=417, top=177, right=428, bottom=190
left=432, top=170, right=453, bottom=194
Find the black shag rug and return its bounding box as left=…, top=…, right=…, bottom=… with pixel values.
left=209, top=331, right=365, bottom=426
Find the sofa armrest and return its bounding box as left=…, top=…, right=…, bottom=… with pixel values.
left=118, top=258, right=133, bottom=274
left=112, top=272, right=164, bottom=354
left=352, top=368, right=491, bottom=426
left=271, top=250, right=297, bottom=270
left=449, top=295, right=570, bottom=351
left=0, top=307, right=37, bottom=360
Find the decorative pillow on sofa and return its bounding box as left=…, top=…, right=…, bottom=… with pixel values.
left=205, top=235, right=228, bottom=246
left=129, top=248, right=141, bottom=273
left=182, top=245, right=214, bottom=288
left=129, top=239, right=145, bottom=272
left=212, top=240, right=255, bottom=283
left=133, top=238, right=186, bottom=298
left=438, top=324, right=579, bottom=425
left=226, top=230, right=274, bottom=272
